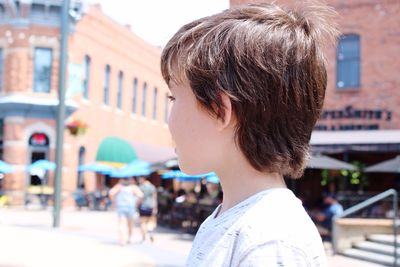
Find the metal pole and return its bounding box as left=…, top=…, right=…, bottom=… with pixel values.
left=393, top=190, right=398, bottom=267
left=53, top=0, right=70, bottom=228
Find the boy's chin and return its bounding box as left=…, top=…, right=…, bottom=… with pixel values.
left=178, top=161, right=211, bottom=176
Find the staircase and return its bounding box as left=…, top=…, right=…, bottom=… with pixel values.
left=342, top=234, right=400, bottom=266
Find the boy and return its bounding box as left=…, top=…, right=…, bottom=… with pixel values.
left=161, top=2, right=338, bottom=266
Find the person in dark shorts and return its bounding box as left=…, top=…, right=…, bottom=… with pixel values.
left=138, top=176, right=157, bottom=242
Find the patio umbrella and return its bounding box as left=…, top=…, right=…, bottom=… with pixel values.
left=365, top=155, right=400, bottom=173
left=0, top=160, right=14, bottom=174
left=161, top=170, right=219, bottom=183
left=205, top=173, right=220, bottom=184
left=0, top=160, right=14, bottom=173
left=78, top=162, right=114, bottom=174
left=307, top=154, right=356, bottom=170
left=161, top=170, right=205, bottom=179
left=161, top=170, right=188, bottom=179
left=28, top=160, right=56, bottom=172
left=109, top=160, right=151, bottom=177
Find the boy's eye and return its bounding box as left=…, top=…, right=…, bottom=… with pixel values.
left=167, top=95, right=176, bottom=102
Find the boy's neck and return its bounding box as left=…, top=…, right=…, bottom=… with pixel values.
left=216, top=158, right=287, bottom=216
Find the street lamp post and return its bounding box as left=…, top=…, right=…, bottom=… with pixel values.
left=53, top=0, right=70, bottom=228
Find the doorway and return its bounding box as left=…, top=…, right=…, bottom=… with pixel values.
left=30, top=151, right=46, bottom=185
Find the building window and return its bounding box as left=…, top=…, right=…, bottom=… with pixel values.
left=77, top=146, right=85, bottom=188
left=117, top=71, right=123, bottom=109
left=0, top=4, right=5, bottom=17
left=33, top=48, right=52, bottom=93
left=103, top=64, right=110, bottom=105
left=132, top=78, right=138, bottom=114
left=337, top=34, right=360, bottom=89
left=83, top=55, right=90, bottom=99
left=142, top=82, right=147, bottom=116
left=0, top=48, right=3, bottom=92
left=152, top=87, right=158, bottom=120
left=31, top=3, right=45, bottom=18
left=164, top=93, right=169, bottom=123
left=48, top=5, right=61, bottom=19
left=15, top=1, right=20, bottom=17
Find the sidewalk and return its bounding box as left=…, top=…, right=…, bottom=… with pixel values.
left=0, top=207, right=385, bottom=267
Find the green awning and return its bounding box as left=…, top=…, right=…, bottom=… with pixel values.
left=96, top=137, right=137, bottom=168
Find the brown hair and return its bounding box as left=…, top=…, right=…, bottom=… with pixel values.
left=161, top=2, right=339, bottom=178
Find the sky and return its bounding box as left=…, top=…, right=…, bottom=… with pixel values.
left=85, top=0, right=230, bottom=48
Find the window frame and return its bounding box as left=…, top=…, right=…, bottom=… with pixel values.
left=33, top=47, right=53, bottom=93
left=336, top=34, right=361, bottom=90
left=132, top=78, right=138, bottom=114
left=117, top=70, right=123, bottom=110
left=82, top=55, right=91, bottom=99
left=103, top=64, right=111, bottom=105
left=141, top=82, right=147, bottom=117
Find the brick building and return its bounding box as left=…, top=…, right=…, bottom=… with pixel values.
left=0, top=1, right=174, bottom=205
left=230, top=0, right=400, bottom=132
left=230, top=0, right=400, bottom=198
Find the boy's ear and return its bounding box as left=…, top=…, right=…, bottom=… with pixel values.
left=217, top=93, right=234, bottom=131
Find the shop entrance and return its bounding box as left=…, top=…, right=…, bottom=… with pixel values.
left=28, top=133, right=49, bottom=186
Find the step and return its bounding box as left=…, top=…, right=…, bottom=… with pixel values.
left=353, top=240, right=400, bottom=256
left=341, top=248, right=396, bottom=267
left=368, top=234, right=400, bottom=246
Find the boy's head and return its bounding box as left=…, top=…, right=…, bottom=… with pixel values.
left=161, top=2, right=338, bottom=178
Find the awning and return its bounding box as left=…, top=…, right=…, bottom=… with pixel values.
left=0, top=95, right=78, bottom=119
left=96, top=137, right=137, bottom=168
left=310, top=130, right=400, bottom=153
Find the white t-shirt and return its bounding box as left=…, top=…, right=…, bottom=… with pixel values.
left=186, top=188, right=327, bottom=267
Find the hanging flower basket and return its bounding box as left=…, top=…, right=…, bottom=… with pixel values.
left=65, top=119, right=88, bottom=136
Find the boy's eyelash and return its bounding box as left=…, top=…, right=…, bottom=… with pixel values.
left=167, top=95, right=176, bottom=101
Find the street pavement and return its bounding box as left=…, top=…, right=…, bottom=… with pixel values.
left=0, top=206, right=386, bottom=267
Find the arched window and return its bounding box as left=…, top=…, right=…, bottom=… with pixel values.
left=336, top=34, right=360, bottom=89
left=77, top=146, right=85, bottom=188
left=28, top=133, right=50, bottom=186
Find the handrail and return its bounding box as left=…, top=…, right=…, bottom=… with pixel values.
left=332, top=188, right=398, bottom=267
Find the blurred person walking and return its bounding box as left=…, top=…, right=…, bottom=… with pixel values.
left=137, top=176, right=157, bottom=242
left=109, top=178, right=143, bottom=245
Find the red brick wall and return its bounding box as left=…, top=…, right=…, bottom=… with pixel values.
left=230, top=0, right=400, bottom=130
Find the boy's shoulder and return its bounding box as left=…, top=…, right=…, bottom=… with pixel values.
left=240, top=188, right=306, bottom=232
